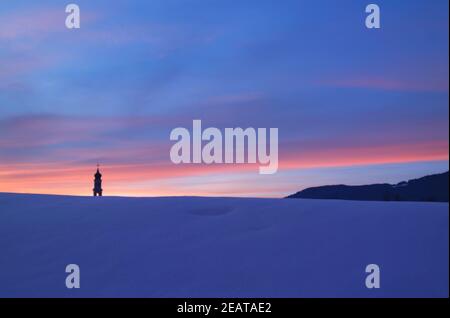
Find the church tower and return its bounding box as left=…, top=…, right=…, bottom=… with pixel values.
left=93, top=164, right=103, bottom=197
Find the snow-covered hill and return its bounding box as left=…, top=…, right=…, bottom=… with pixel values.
left=0, top=193, right=448, bottom=297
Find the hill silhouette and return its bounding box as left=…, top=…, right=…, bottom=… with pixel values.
left=287, top=171, right=449, bottom=202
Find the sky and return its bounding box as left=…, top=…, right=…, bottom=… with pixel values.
left=0, top=0, right=448, bottom=197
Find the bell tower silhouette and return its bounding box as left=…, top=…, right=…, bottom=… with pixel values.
left=93, top=164, right=103, bottom=197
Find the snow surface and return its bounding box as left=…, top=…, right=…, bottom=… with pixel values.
left=0, top=193, right=448, bottom=298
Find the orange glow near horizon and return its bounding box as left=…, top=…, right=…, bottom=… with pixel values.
left=0, top=140, right=448, bottom=198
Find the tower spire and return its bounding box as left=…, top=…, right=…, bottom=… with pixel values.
left=93, top=164, right=103, bottom=197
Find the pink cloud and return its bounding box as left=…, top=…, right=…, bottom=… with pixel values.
left=0, top=7, right=98, bottom=41
left=0, top=9, right=64, bottom=40
left=0, top=135, right=448, bottom=197
left=0, top=113, right=448, bottom=197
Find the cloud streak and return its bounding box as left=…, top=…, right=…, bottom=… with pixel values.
left=0, top=113, right=447, bottom=197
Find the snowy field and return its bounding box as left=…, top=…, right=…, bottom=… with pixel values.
left=0, top=193, right=448, bottom=298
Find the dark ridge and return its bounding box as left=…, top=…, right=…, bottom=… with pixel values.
left=286, top=171, right=449, bottom=202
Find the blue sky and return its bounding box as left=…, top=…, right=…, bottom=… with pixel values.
left=0, top=0, right=448, bottom=197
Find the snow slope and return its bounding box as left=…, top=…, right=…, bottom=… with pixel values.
left=0, top=193, right=448, bottom=298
